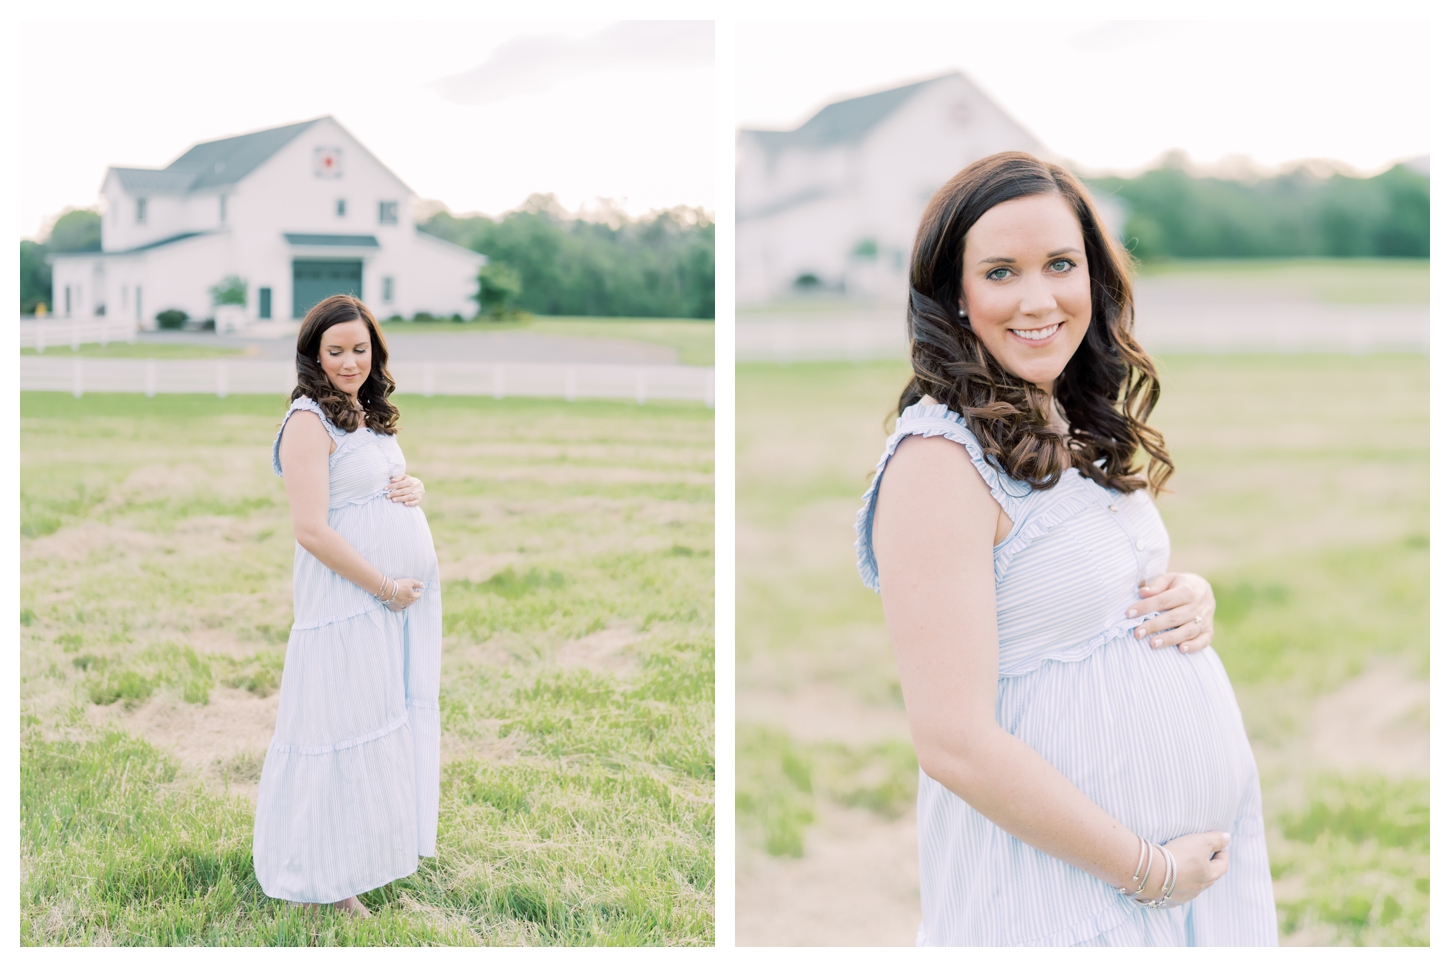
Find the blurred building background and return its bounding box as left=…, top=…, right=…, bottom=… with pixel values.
left=46, top=117, right=484, bottom=331
left=736, top=72, right=1052, bottom=303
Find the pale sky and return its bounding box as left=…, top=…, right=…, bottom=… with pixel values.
left=736, top=20, right=1433, bottom=177
left=14, top=19, right=714, bottom=240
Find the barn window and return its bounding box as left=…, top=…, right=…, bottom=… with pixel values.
left=336, top=198, right=347, bottom=217
left=382, top=276, right=394, bottom=302
left=219, top=194, right=228, bottom=223
left=378, top=201, right=398, bottom=225
left=259, top=287, right=273, bottom=319
left=136, top=197, right=148, bottom=224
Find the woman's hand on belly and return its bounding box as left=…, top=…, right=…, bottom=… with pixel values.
left=383, top=577, right=425, bottom=612
left=387, top=474, right=425, bottom=507
left=1128, top=571, right=1216, bottom=654
left=1149, top=831, right=1232, bottom=907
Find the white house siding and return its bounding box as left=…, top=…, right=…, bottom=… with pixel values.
left=59, top=116, right=484, bottom=329
left=736, top=73, right=1048, bottom=305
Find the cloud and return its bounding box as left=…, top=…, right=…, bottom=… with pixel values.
left=431, top=20, right=713, bottom=105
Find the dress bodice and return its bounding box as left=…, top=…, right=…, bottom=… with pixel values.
left=272, top=397, right=407, bottom=508
left=855, top=402, right=1171, bottom=676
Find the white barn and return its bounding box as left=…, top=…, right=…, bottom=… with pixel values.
left=736, top=72, right=1050, bottom=305
left=51, top=116, right=485, bottom=329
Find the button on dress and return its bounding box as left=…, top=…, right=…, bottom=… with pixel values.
left=253, top=397, right=442, bottom=904
left=855, top=403, right=1276, bottom=946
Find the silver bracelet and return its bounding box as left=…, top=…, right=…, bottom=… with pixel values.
left=1157, top=846, right=1179, bottom=907
left=1134, top=844, right=1177, bottom=908
left=1117, top=836, right=1149, bottom=896
left=374, top=574, right=389, bottom=599
left=1128, top=837, right=1154, bottom=900
left=383, top=577, right=399, bottom=604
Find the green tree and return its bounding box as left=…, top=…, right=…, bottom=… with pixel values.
left=418, top=194, right=715, bottom=319
left=474, top=262, right=523, bottom=319
left=1089, top=161, right=1429, bottom=260
left=20, top=241, right=50, bottom=314
left=48, top=208, right=102, bottom=253
left=19, top=208, right=103, bottom=314
left=208, top=275, right=247, bottom=307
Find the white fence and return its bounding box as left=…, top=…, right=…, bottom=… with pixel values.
left=20, top=357, right=715, bottom=407
left=21, top=318, right=137, bottom=351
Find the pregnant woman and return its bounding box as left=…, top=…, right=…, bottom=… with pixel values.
left=254, top=295, right=441, bottom=916
left=856, top=153, right=1277, bottom=945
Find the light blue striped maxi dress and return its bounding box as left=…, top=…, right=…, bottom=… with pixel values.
left=856, top=402, right=1277, bottom=946
left=253, top=397, right=442, bottom=904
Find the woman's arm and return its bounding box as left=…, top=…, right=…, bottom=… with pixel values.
left=279, top=411, right=424, bottom=610
left=872, top=434, right=1229, bottom=905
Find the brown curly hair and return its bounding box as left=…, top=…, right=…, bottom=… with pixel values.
left=898, top=151, right=1172, bottom=495
left=290, top=295, right=399, bottom=435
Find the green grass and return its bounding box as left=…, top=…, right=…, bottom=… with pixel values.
left=21, top=391, right=714, bottom=945
left=735, top=356, right=1428, bottom=945
left=380, top=315, right=715, bottom=366
left=736, top=725, right=917, bottom=858
left=1133, top=257, right=1429, bottom=304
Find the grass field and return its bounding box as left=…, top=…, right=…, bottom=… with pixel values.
left=21, top=392, right=714, bottom=946
left=736, top=355, right=1428, bottom=946
left=380, top=316, right=716, bottom=366
left=1133, top=258, right=1429, bottom=305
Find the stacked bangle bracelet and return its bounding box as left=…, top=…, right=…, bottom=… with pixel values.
left=1118, top=835, right=1177, bottom=908
left=374, top=575, right=400, bottom=605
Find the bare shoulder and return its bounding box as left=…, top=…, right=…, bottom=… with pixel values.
left=881, top=433, right=994, bottom=505
left=875, top=432, right=1001, bottom=568
left=279, top=408, right=335, bottom=462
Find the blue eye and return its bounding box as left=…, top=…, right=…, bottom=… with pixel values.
left=986, top=267, right=1011, bottom=281
left=1050, top=259, right=1075, bottom=273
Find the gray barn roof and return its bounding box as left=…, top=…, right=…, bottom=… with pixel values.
left=740, top=75, right=947, bottom=152
left=168, top=119, right=318, bottom=189
left=108, top=118, right=323, bottom=195
left=49, top=231, right=212, bottom=259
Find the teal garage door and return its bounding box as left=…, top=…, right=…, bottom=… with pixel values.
left=292, top=259, right=362, bottom=318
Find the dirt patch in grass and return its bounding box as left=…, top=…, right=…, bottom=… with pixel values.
left=736, top=800, right=919, bottom=947
left=87, top=686, right=280, bottom=801
left=552, top=626, right=641, bottom=675
left=1309, top=661, right=1428, bottom=778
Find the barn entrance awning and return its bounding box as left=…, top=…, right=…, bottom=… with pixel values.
left=283, top=233, right=380, bottom=248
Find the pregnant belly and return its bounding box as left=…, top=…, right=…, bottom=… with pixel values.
left=999, top=638, right=1255, bottom=842
left=330, top=497, right=439, bottom=582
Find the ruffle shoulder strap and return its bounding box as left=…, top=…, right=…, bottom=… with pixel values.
left=271, top=397, right=346, bottom=477
left=854, top=402, right=1032, bottom=592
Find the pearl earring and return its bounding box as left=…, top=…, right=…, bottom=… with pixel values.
left=957, top=309, right=968, bottom=319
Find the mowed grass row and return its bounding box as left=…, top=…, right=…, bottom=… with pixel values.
left=735, top=356, right=1428, bottom=945
left=21, top=392, right=714, bottom=945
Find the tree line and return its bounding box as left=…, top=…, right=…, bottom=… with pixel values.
left=20, top=208, right=101, bottom=314
left=1087, top=156, right=1429, bottom=261
left=419, top=194, right=715, bottom=319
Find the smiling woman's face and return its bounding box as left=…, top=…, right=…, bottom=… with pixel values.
left=318, top=318, right=372, bottom=401
left=960, top=192, right=1092, bottom=395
